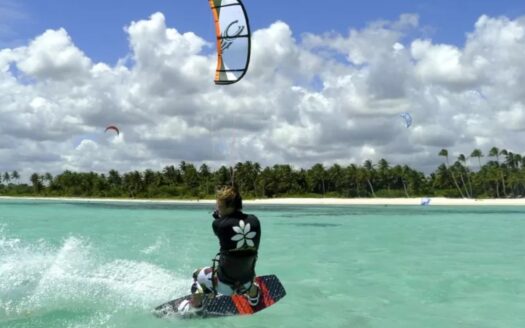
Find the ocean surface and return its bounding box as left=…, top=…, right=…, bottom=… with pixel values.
left=1, top=199, right=524, bottom=328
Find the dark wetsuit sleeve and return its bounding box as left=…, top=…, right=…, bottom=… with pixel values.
left=212, top=217, right=219, bottom=236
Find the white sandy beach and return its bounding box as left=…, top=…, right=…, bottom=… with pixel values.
left=1, top=196, right=525, bottom=206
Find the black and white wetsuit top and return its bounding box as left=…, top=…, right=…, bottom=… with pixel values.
left=212, top=211, right=261, bottom=286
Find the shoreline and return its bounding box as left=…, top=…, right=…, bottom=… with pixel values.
left=1, top=196, right=525, bottom=206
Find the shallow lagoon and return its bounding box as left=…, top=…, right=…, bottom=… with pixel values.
left=1, top=200, right=524, bottom=328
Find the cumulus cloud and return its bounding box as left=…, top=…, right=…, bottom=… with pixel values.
left=17, top=29, right=92, bottom=81
left=1, top=12, right=525, bottom=181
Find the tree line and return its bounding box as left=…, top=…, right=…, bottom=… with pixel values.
left=1, top=147, right=524, bottom=199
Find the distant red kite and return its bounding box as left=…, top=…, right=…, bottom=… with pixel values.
left=105, top=125, right=120, bottom=135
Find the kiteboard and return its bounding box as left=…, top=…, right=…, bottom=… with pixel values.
left=153, top=275, right=286, bottom=318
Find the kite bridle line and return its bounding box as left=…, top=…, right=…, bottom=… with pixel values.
left=230, top=128, right=238, bottom=187
left=207, top=0, right=251, bottom=185
left=230, top=166, right=235, bottom=186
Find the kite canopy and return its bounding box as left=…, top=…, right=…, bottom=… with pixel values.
left=105, top=125, right=120, bottom=135
left=209, top=0, right=251, bottom=85
left=400, top=112, right=412, bottom=128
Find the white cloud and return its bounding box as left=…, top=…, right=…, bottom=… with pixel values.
left=411, top=40, right=477, bottom=86
left=1, top=13, right=525, bottom=180
left=17, top=29, right=92, bottom=81
left=496, top=103, right=525, bottom=131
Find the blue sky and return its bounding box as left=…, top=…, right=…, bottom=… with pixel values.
left=5, top=0, right=525, bottom=64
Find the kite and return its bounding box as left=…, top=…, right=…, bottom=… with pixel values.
left=209, top=0, right=251, bottom=85
left=400, top=112, right=412, bottom=128
left=105, top=125, right=120, bottom=135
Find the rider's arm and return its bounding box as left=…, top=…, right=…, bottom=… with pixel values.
left=212, top=211, right=220, bottom=236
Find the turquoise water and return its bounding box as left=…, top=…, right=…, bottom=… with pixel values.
left=1, top=200, right=525, bottom=328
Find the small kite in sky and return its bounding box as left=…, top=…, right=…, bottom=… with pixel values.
left=400, top=112, right=412, bottom=128
left=105, top=125, right=120, bottom=135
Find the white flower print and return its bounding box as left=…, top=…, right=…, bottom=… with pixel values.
left=231, top=220, right=257, bottom=249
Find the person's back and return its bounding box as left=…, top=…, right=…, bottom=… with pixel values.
left=177, top=186, right=261, bottom=315
left=213, top=209, right=261, bottom=287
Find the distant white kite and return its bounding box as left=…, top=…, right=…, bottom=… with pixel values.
left=400, top=112, right=412, bottom=128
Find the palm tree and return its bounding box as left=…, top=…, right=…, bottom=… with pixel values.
left=179, top=161, right=200, bottom=195
left=512, top=154, right=523, bottom=197
left=107, top=169, right=122, bottom=194
left=214, top=166, right=231, bottom=188
left=457, top=154, right=472, bottom=198
left=438, top=149, right=464, bottom=198
left=433, top=164, right=450, bottom=190
left=2, top=172, right=10, bottom=185
left=505, top=153, right=523, bottom=196
left=347, top=164, right=360, bottom=197
left=162, top=165, right=180, bottom=186
left=362, top=160, right=376, bottom=197
left=234, top=161, right=261, bottom=195
left=470, top=149, right=484, bottom=169
left=253, top=162, right=261, bottom=197
left=488, top=147, right=507, bottom=197
left=43, top=172, right=53, bottom=187
left=272, top=164, right=299, bottom=195
left=143, top=169, right=156, bottom=191
left=11, top=171, right=20, bottom=185
left=123, top=171, right=143, bottom=197
left=392, top=165, right=409, bottom=197
left=486, top=164, right=501, bottom=198
left=326, top=164, right=343, bottom=194
left=308, top=164, right=326, bottom=196
left=515, top=154, right=522, bottom=169
left=30, top=173, right=43, bottom=193
left=199, top=164, right=212, bottom=196
left=377, top=158, right=391, bottom=192
left=505, top=151, right=518, bottom=170
left=256, top=167, right=272, bottom=197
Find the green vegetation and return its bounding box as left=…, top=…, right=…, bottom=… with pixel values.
left=1, top=147, right=524, bottom=199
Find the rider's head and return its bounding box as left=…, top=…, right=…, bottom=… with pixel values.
left=216, top=185, right=242, bottom=217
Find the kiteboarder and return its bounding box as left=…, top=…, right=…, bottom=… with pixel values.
left=177, top=185, right=261, bottom=315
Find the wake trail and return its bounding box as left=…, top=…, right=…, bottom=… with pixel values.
left=0, top=227, right=189, bottom=324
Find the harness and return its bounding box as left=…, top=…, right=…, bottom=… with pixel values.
left=210, top=254, right=220, bottom=296
left=210, top=251, right=257, bottom=295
